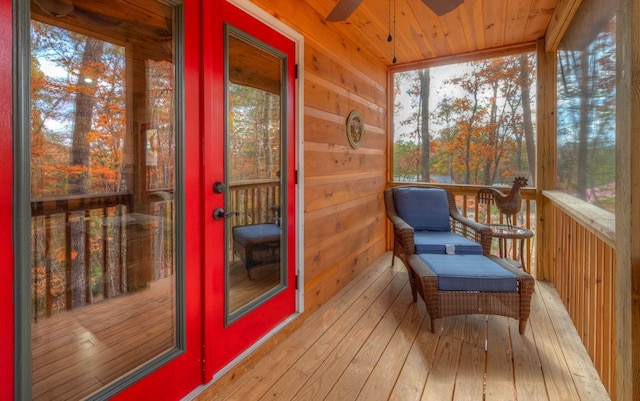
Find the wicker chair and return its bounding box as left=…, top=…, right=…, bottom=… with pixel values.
left=384, top=185, right=534, bottom=334
left=384, top=185, right=493, bottom=265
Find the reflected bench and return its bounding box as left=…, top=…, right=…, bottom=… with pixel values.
left=232, top=223, right=281, bottom=279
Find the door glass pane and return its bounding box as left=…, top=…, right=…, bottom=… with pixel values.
left=226, top=28, right=286, bottom=320
left=29, top=1, right=177, bottom=399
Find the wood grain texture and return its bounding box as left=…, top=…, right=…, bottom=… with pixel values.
left=194, top=252, right=611, bottom=401
left=616, top=0, right=640, bottom=399
left=31, top=277, right=176, bottom=400
left=251, top=0, right=389, bottom=315
left=293, top=0, right=557, bottom=65
left=547, top=203, right=617, bottom=397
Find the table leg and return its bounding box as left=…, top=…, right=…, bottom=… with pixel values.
left=519, top=238, right=527, bottom=272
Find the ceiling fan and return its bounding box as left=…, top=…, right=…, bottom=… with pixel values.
left=326, top=0, right=464, bottom=22
left=32, top=0, right=120, bottom=26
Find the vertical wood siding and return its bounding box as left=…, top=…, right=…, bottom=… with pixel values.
left=250, top=0, right=389, bottom=313
left=551, top=204, right=616, bottom=398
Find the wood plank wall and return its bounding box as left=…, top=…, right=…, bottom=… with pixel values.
left=548, top=199, right=616, bottom=398
left=249, top=0, right=389, bottom=313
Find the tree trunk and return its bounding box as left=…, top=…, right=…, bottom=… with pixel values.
left=483, top=83, right=499, bottom=185
left=70, top=37, right=104, bottom=307
left=465, top=82, right=480, bottom=184
left=70, top=37, right=105, bottom=195
left=419, top=69, right=430, bottom=182
left=577, top=50, right=590, bottom=199
left=519, top=54, right=536, bottom=184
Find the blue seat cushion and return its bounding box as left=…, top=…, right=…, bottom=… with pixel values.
left=414, top=231, right=483, bottom=255
left=394, top=187, right=451, bottom=231
left=233, top=224, right=280, bottom=246
left=418, top=254, right=517, bottom=292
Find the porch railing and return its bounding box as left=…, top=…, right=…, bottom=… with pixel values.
left=544, top=191, right=616, bottom=397
left=30, top=181, right=279, bottom=321
left=388, top=183, right=537, bottom=272
left=228, top=179, right=281, bottom=226
left=30, top=192, right=174, bottom=321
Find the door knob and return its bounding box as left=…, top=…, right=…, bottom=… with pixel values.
left=213, top=208, right=242, bottom=220
left=213, top=182, right=226, bottom=194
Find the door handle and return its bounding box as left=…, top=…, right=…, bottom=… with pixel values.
left=213, top=208, right=242, bottom=220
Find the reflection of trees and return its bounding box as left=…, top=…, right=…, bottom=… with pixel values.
left=557, top=17, right=616, bottom=211
left=31, top=21, right=127, bottom=198
left=228, top=83, right=281, bottom=182
left=30, top=21, right=175, bottom=315
left=393, top=53, right=536, bottom=186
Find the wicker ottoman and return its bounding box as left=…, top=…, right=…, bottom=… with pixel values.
left=406, top=253, right=534, bottom=334
left=233, top=224, right=281, bottom=279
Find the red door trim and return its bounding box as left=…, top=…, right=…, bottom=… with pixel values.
left=0, top=0, right=14, bottom=398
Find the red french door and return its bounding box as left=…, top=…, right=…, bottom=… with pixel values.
left=202, top=1, right=297, bottom=377
left=14, top=0, right=204, bottom=400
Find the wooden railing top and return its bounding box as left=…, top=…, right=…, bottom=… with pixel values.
left=229, top=179, right=280, bottom=189
left=543, top=189, right=615, bottom=248
left=387, top=181, right=537, bottom=199
left=31, top=192, right=133, bottom=217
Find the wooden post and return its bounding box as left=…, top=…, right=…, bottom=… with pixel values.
left=536, top=38, right=557, bottom=282
left=616, top=0, right=640, bottom=398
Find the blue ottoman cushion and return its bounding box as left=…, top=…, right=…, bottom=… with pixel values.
left=414, top=231, right=483, bottom=255
left=233, top=224, right=280, bottom=246
left=418, top=254, right=517, bottom=292
left=394, top=187, right=451, bottom=231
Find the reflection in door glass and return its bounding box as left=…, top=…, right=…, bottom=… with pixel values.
left=226, top=30, right=286, bottom=318
left=29, top=1, right=177, bottom=398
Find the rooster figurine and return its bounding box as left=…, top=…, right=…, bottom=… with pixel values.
left=478, top=176, right=528, bottom=228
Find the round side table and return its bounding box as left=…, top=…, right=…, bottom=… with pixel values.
left=488, top=224, right=534, bottom=272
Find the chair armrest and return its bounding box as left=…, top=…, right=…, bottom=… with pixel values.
left=388, top=215, right=416, bottom=257
left=449, top=211, right=493, bottom=255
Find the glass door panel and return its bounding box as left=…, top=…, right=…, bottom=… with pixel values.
left=29, top=1, right=180, bottom=399
left=225, top=27, right=286, bottom=321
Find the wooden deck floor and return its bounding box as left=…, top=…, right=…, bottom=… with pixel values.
left=193, top=252, right=610, bottom=401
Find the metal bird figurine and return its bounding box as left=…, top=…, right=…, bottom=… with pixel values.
left=477, top=176, right=528, bottom=229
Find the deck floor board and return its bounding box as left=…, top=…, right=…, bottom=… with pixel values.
left=195, top=252, right=611, bottom=401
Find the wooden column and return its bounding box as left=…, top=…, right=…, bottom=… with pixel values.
left=616, top=0, right=639, bottom=399
left=535, top=38, right=556, bottom=281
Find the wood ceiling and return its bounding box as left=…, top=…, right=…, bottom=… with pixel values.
left=305, top=0, right=559, bottom=66
left=30, top=0, right=560, bottom=67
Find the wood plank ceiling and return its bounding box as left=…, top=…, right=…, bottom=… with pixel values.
left=31, top=0, right=560, bottom=66
left=304, top=0, right=559, bottom=65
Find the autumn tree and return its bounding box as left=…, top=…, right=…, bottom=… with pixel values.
left=392, top=52, right=536, bottom=186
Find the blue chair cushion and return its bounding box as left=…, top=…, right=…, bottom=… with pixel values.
left=418, top=254, right=517, bottom=292
left=233, top=224, right=280, bottom=246
left=414, top=231, right=483, bottom=255
left=394, top=187, right=451, bottom=231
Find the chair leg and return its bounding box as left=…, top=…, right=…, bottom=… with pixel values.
left=519, top=319, right=527, bottom=335
left=391, top=242, right=396, bottom=267
left=430, top=318, right=436, bottom=333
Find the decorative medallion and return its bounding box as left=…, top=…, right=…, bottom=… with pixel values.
left=346, top=110, right=364, bottom=149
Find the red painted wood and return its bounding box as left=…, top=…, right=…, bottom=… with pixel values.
left=202, top=0, right=297, bottom=379
left=0, top=0, right=14, bottom=398
left=110, top=0, right=205, bottom=399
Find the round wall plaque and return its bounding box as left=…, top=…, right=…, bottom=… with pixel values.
left=346, top=110, right=364, bottom=149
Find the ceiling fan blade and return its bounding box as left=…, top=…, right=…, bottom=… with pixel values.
left=326, top=0, right=365, bottom=22
left=421, top=0, right=464, bottom=16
